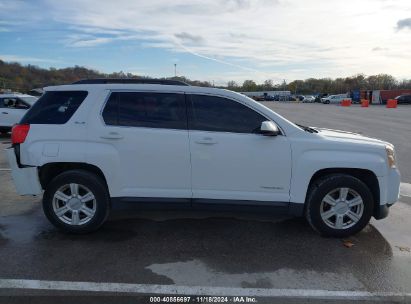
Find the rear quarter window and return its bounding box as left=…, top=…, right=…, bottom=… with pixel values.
left=20, top=91, right=88, bottom=124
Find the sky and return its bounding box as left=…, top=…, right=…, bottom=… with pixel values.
left=0, top=0, right=410, bottom=85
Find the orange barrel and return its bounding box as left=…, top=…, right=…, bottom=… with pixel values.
left=341, top=99, right=351, bottom=107
left=361, top=99, right=369, bottom=107
left=387, top=99, right=397, bottom=108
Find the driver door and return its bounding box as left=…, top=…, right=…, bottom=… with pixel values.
left=188, top=94, right=292, bottom=203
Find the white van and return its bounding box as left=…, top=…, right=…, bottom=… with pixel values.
left=322, top=94, right=351, bottom=104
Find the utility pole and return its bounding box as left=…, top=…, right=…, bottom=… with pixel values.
left=174, top=64, right=177, bottom=77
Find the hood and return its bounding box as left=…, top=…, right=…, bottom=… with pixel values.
left=314, top=127, right=390, bottom=147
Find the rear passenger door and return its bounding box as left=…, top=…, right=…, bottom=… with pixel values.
left=98, top=91, right=191, bottom=199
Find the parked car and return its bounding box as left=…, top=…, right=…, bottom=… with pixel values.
left=0, top=94, right=38, bottom=134
left=252, top=95, right=265, bottom=101
left=7, top=79, right=400, bottom=237
left=296, top=95, right=305, bottom=101
left=315, top=93, right=328, bottom=103
left=303, top=95, right=315, bottom=103
left=322, top=94, right=351, bottom=104
left=395, top=95, right=411, bottom=104
left=264, top=95, right=275, bottom=101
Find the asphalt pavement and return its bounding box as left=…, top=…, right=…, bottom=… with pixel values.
left=0, top=103, right=410, bottom=303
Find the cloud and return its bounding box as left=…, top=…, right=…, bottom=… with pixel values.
left=372, top=47, right=389, bottom=52
left=174, top=32, right=204, bottom=44
left=396, top=18, right=411, bottom=31
left=1, top=0, right=411, bottom=81
left=0, top=54, right=60, bottom=63
left=69, top=37, right=114, bottom=47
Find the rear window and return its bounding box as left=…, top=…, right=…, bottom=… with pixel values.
left=20, top=91, right=88, bottom=124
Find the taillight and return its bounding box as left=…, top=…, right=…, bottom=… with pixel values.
left=11, top=124, right=30, bottom=144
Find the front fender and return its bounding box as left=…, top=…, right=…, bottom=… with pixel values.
left=290, top=150, right=386, bottom=204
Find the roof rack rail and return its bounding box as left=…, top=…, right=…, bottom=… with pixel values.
left=72, top=78, right=190, bottom=86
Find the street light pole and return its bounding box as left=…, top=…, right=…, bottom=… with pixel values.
left=174, top=64, right=177, bottom=77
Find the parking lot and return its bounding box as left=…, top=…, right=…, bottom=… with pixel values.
left=0, top=103, right=411, bottom=303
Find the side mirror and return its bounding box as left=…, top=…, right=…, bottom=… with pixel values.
left=259, top=121, right=280, bottom=136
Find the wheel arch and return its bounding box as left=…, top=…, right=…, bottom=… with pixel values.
left=305, top=168, right=380, bottom=217
left=39, top=162, right=109, bottom=194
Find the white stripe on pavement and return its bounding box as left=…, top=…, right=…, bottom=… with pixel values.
left=401, top=183, right=411, bottom=197
left=0, top=279, right=410, bottom=300
left=0, top=168, right=11, bottom=171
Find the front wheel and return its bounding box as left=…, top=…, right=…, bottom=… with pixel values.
left=305, top=174, right=374, bottom=237
left=43, top=170, right=110, bottom=233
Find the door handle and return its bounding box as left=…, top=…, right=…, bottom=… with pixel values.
left=195, top=137, right=217, bottom=145
left=2, top=112, right=8, bottom=114
left=100, top=132, right=123, bottom=140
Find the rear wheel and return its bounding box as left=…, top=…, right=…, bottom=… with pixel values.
left=43, top=170, right=110, bottom=233
left=305, top=174, right=374, bottom=237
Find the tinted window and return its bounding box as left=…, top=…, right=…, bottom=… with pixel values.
left=189, top=95, right=266, bottom=133
left=102, top=92, right=187, bottom=130
left=0, top=98, right=11, bottom=108
left=0, top=97, right=30, bottom=109
left=2, top=98, right=17, bottom=108
left=102, top=93, right=118, bottom=126
left=15, top=98, right=30, bottom=109
left=21, top=91, right=88, bottom=124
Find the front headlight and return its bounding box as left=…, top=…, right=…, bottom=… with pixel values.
left=386, top=145, right=396, bottom=168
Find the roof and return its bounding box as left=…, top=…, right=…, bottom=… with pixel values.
left=0, top=93, right=37, bottom=98
left=72, top=78, right=189, bottom=86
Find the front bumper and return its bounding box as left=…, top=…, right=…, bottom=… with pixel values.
left=374, top=168, right=401, bottom=220
left=5, top=147, right=42, bottom=195
left=380, top=168, right=401, bottom=205
left=374, top=204, right=390, bottom=220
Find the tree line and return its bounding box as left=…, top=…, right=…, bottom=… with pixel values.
left=1, top=60, right=411, bottom=94
left=227, top=75, right=411, bottom=94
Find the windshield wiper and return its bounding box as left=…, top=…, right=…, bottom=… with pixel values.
left=296, top=124, right=318, bottom=133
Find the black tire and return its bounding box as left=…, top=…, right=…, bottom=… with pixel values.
left=0, top=128, right=10, bottom=135
left=305, top=174, right=374, bottom=237
left=43, top=170, right=110, bottom=233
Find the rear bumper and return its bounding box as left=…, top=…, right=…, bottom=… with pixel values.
left=5, top=147, right=42, bottom=195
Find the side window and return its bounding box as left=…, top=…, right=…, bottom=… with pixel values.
left=102, top=92, right=187, bottom=130
left=189, top=95, right=266, bottom=133
left=15, top=98, right=30, bottom=109
left=20, top=91, right=88, bottom=124
left=4, top=98, right=18, bottom=108
left=102, top=93, right=118, bottom=126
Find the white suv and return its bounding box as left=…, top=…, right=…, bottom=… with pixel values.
left=6, top=79, right=400, bottom=236
left=0, top=93, right=38, bottom=134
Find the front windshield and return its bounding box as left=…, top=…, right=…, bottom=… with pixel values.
left=20, top=96, right=38, bottom=104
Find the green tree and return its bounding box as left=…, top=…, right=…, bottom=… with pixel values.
left=242, top=80, right=257, bottom=91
